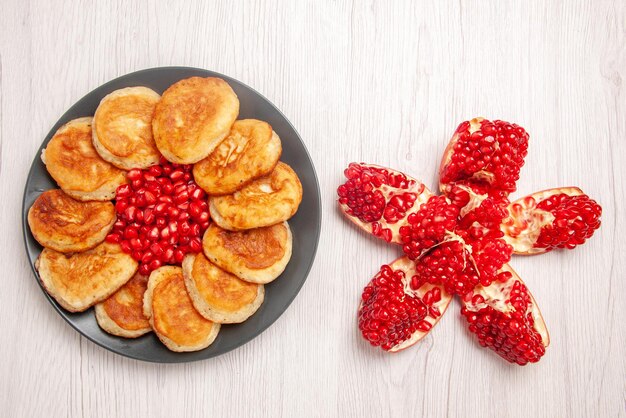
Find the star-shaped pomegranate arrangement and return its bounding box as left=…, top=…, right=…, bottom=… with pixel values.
left=337, top=118, right=602, bottom=365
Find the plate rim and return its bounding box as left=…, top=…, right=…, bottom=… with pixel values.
left=21, top=66, right=322, bottom=363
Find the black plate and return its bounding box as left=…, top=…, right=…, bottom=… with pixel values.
left=21, top=67, right=321, bottom=363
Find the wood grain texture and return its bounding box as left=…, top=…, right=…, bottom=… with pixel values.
left=1, top=0, right=625, bottom=417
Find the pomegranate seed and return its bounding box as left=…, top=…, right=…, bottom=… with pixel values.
left=131, top=250, right=143, bottom=261
left=127, top=169, right=142, bottom=182
left=131, top=179, right=143, bottom=189
left=124, top=226, right=139, bottom=240
left=179, top=221, right=191, bottom=235
left=120, top=240, right=132, bottom=253
left=144, top=208, right=155, bottom=224
left=191, top=188, right=206, bottom=200
left=139, top=263, right=150, bottom=275
left=174, top=249, right=185, bottom=263
left=170, top=169, right=184, bottom=181
left=105, top=233, right=121, bottom=244
left=116, top=184, right=132, bottom=198
left=129, top=238, right=142, bottom=250
left=115, top=199, right=129, bottom=213
left=189, top=237, right=202, bottom=253
left=149, top=259, right=162, bottom=271
left=189, top=202, right=202, bottom=218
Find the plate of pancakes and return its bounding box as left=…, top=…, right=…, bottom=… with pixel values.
left=21, top=67, right=321, bottom=362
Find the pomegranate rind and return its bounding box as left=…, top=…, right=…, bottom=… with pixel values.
left=502, top=187, right=601, bottom=255
left=338, top=163, right=433, bottom=244
left=358, top=256, right=452, bottom=353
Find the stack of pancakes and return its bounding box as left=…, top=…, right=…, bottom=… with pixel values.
left=29, top=76, right=302, bottom=352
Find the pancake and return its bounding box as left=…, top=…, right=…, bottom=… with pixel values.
left=143, top=266, right=220, bottom=352
left=192, top=119, right=282, bottom=195
left=152, top=77, right=239, bottom=164
left=35, top=242, right=138, bottom=312
left=95, top=273, right=151, bottom=338
left=92, top=87, right=161, bottom=169
left=42, top=117, right=127, bottom=201
left=28, top=189, right=116, bottom=253
left=202, top=222, right=292, bottom=284
left=209, top=162, right=302, bottom=230
left=182, top=253, right=264, bottom=323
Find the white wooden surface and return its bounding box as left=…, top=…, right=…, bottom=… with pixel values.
left=1, top=1, right=624, bottom=417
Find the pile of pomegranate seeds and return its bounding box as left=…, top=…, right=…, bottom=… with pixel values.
left=106, top=157, right=210, bottom=275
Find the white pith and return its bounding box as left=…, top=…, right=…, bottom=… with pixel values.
left=501, top=187, right=583, bottom=254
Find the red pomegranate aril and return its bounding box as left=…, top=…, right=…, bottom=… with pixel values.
left=183, top=173, right=191, bottom=181
left=168, top=221, right=178, bottom=234
left=168, top=207, right=180, bottom=219
left=163, top=183, right=174, bottom=195
left=163, top=247, right=174, bottom=263
left=143, top=174, right=156, bottom=183
left=191, top=188, right=205, bottom=200
left=174, top=249, right=185, bottom=263
left=158, top=195, right=173, bottom=204
left=131, top=179, right=143, bottom=189
left=129, top=238, right=142, bottom=250
left=177, top=202, right=189, bottom=211
left=115, top=199, right=129, bottom=213
left=139, top=263, right=150, bottom=275
left=131, top=250, right=143, bottom=261
left=198, top=212, right=209, bottom=223
left=135, top=209, right=145, bottom=223
left=105, top=233, right=121, bottom=244
left=174, top=184, right=187, bottom=195
left=127, top=169, right=142, bottom=182
left=149, top=259, right=162, bottom=271
left=178, top=236, right=189, bottom=245
left=189, top=202, right=202, bottom=218
left=124, top=226, right=139, bottom=240
left=156, top=217, right=167, bottom=228
left=201, top=220, right=210, bottom=230
left=160, top=228, right=170, bottom=239
left=150, top=243, right=164, bottom=257
left=141, top=251, right=154, bottom=264
left=174, top=191, right=189, bottom=204
left=114, top=219, right=126, bottom=230
left=179, top=221, right=191, bottom=235
left=170, top=169, right=184, bottom=181
left=190, top=223, right=201, bottom=236
left=144, top=208, right=155, bottom=225
left=189, top=237, right=202, bottom=252
left=178, top=212, right=190, bottom=222
left=148, top=165, right=163, bottom=177
left=154, top=202, right=168, bottom=215
left=124, top=206, right=137, bottom=222
left=116, top=184, right=132, bottom=198
left=144, top=191, right=157, bottom=205
left=120, top=240, right=132, bottom=253
left=147, top=227, right=159, bottom=240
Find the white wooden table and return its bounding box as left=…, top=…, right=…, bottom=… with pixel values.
left=1, top=1, right=624, bottom=417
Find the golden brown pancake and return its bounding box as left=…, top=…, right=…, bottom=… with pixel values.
left=92, top=87, right=161, bottom=169
left=209, top=162, right=302, bottom=230
left=28, top=189, right=116, bottom=253
left=202, top=222, right=293, bottom=284
left=143, top=266, right=220, bottom=352
left=42, top=117, right=127, bottom=201
left=35, top=242, right=138, bottom=312
left=182, top=253, right=264, bottom=323
left=152, top=77, right=239, bottom=164
left=192, top=119, right=282, bottom=195
left=95, top=273, right=151, bottom=338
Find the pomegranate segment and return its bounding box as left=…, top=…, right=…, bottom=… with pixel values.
left=461, top=264, right=549, bottom=365
left=337, top=163, right=432, bottom=244
left=502, top=188, right=602, bottom=255
left=439, top=118, right=529, bottom=199
left=358, top=257, right=452, bottom=352
left=106, top=157, right=211, bottom=274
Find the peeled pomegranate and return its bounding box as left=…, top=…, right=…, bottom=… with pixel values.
left=337, top=163, right=432, bottom=243
left=502, top=187, right=602, bottom=254
left=439, top=117, right=529, bottom=199
left=461, top=264, right=549, bottom=365
left=338, top=117, right=602, bottom=365
left=358, top=257, right=452, bottom=352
